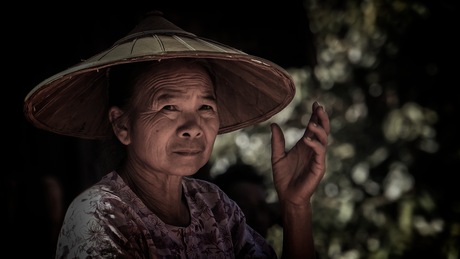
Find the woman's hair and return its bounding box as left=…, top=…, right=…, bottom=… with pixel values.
left=108, top=61, right=152, bottom=109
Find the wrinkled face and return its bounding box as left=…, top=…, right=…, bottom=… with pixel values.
left=125, top=61, right=219, bottom=176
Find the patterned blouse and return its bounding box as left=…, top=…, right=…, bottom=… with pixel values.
left=55, top=171, right=277, bottom=258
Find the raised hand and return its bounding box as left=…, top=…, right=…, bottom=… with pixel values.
left=270, top=101, right=330, bottom=206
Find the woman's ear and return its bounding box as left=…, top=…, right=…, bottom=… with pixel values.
left=109, top=106, right=130, bottom=145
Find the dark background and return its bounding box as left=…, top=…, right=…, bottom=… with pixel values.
left=7, top=1, right=459, bottom=258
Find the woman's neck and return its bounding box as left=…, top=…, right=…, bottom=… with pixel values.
left=118, top=166, right=191, bottom=227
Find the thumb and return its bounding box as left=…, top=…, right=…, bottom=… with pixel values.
left=270, top=123, right=286, bottom=163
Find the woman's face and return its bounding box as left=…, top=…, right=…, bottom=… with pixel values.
left=123, top=61, right=220, bottom=176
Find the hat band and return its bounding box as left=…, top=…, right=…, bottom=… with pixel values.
left=114, top=30, right=197, bottom=45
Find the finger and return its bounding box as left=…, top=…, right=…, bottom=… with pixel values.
left=316, top=105, right=330, bottom=135
left=312, top=101, right=320, bottom=109
left=303, top=136, right=327, bottom=172
left=270, top=123, right=286, bottom=163
left=304, top=101, right=320, bottom=139
left=311, top=101, right=320, bottom=125
left=306, top=117, right=329, bottom=146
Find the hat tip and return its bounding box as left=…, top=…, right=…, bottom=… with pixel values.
left=144, top=10, right=164, bottom=17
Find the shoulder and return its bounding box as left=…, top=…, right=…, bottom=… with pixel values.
left=183, top=177, right=244, bottom=221
left=57, top=171, right=160, bottom=256
left=183, top=177, right=224, bottom=194
left=182, top=177, right=231, bottom=201
left=183, top=177, right=235, bottom=206
left=182, top=180, right=277, bottom=258
left=65, top=171, right=133, bottom=219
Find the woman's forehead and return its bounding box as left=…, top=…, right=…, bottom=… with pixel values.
left=132, top=61, right=216, bottom=105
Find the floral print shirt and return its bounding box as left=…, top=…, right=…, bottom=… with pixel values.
left=55, top=171, right=276, bottom=258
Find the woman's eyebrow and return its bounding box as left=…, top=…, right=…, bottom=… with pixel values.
left=154, top=89, right=184, bottom=101
left=201, top=94, right=217, bottom=102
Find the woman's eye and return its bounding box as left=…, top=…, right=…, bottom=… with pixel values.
left=200, top=105, right=213, bottom=111
left=162, top=105, right=176, bottom=111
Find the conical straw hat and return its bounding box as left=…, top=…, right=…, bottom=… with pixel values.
left=24, top=11, right=295, bottom=139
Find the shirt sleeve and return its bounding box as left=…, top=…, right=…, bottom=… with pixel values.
left=55, top=186, right=150, bottom=259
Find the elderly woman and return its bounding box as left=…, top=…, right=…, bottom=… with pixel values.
left=24, top=11, right=330, bottom=259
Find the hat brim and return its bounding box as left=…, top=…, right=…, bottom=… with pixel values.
left=24, top=15, right=295, bottom=139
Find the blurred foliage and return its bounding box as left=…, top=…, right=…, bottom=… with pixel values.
left=209, top=0, right=460, bottom=258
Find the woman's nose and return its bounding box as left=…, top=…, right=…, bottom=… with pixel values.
left=177, top=113, right=203, bottom=138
